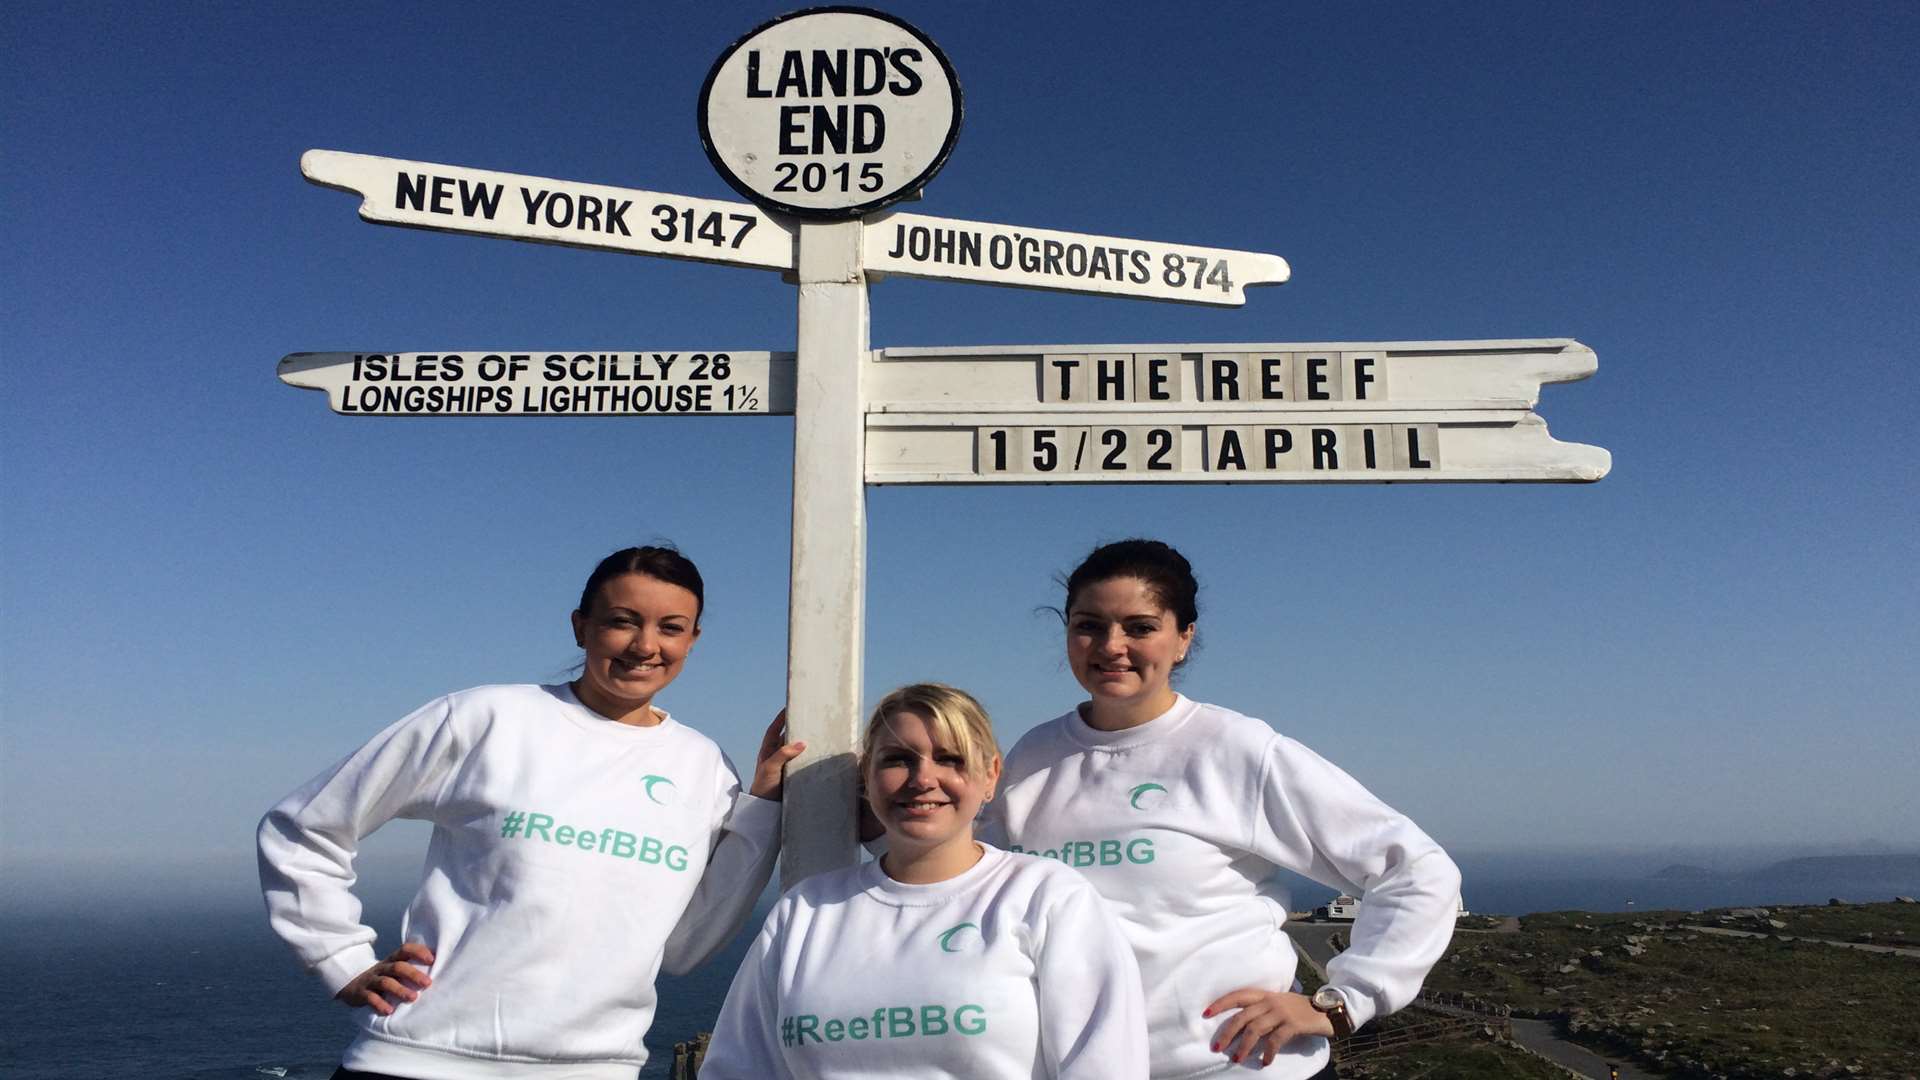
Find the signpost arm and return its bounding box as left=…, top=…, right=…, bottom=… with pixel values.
left=780, top=220, right=869, bottom=888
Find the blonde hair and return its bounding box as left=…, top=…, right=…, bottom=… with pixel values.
left=860, top=683, right=1001, bottom=780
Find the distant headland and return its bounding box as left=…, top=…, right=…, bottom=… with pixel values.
left=1654, top=852, right=1920, bottom=886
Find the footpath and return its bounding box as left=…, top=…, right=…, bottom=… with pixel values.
left=1510, top=1017, right=1657, bottom=1080
left=1679, top=923, right=1920, bottom=957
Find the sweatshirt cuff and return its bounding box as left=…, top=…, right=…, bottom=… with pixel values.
left=313, top=943, right=379, bottom=997
left=1326, top=985, right=1378, bottom=1033
left=725, top=791, right=781, bottom=842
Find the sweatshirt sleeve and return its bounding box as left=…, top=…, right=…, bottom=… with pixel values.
left=695, top=907, right=791, bottom=1080
left=256, top=696, right=461, bottom=995
left=1248, top=734, right=1461, bottom=1032
left=661, top=752, right=781, bottom=975
left=1034, top=876, right=1151, bottom=1080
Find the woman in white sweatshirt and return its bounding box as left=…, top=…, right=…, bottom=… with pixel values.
left=987, top=539, right=1462, bottom=1079
left=258, top=545, right=803, bottom=1080
left=701, top=683, right=1148, bottom=1080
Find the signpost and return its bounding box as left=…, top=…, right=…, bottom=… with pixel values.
left=864, top=211, right=1290, bottom=307
left=281, top=8, right=1609, bottom=888
left=861, top=340, right=1608, bottom=483
left=698, top=8, right=962, bottom=219
left=279, top=351, right=795, bottom=416
left=302, top=150, right=796, bottom=271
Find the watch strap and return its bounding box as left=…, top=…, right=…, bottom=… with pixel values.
left=1314, top=987, right=1355, bottom=1038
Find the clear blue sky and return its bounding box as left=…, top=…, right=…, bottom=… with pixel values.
left=4, top=1, right=1915, bottom=909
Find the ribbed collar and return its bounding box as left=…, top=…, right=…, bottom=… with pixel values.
left=861, top=844, right=1006, bottom=907
left=545, top=682, right=682, bottom=741
left=1064, top=693, right=1198, bottom=750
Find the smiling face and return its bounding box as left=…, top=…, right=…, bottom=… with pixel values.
left=569, top=572, right=701, bottom=724
left=864, top=707, right=1000, bottom=867
left=1066, top=575, right=1195, bottom=728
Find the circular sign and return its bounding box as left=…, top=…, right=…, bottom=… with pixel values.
left=699, top=6, right=961, bottom=219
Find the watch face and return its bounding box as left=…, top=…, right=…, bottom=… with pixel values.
left=1313, top=987, right=1342, bottom=1011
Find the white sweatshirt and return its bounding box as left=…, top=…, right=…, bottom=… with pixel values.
left=984, top=696, right=1460, bottom=1079
left=700, top=845, right=1148, bottom=1080
left=257, top=683, right=781, bottom=1080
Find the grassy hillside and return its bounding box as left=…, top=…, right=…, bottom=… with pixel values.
left=1422, top=902, right=1920, bottom=1078
left=1338, top=1041, right=1573, bottom=1080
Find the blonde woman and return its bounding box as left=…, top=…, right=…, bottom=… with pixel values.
left=702, top=684, right=1147, bottom=1080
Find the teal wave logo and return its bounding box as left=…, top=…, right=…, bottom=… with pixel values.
left=641, top=774, right=678, bottom=806
left=936, top=922, right=980, bottom=953
left=1128, top=782, right=1168, bottom=810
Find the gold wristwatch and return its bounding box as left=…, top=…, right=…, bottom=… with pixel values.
left=1311, top=986, right=1355, bottom=1038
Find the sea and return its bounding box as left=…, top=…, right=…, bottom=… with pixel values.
left=4, top=862, right=1915, bottom=1080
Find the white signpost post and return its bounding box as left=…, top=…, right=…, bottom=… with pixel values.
left=282, top=8, right=1608, bottom=888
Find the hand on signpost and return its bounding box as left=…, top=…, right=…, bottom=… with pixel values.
left=337, top=943, right=435, bottom=1015
left=749, top=709, right=806, bottom=801
left=1203, top=988, right=1333, bottom=1069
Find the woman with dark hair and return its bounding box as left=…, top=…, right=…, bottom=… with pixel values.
left=986, top=539, right=1461, bottom=1079
left=258, top=545, right=801, bottom=1080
